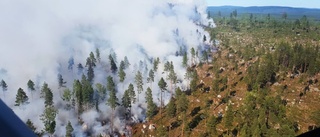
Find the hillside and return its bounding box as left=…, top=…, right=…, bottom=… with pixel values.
left=207, top=6, right=320, bottom=21
left=133, top=11, right=320, bottom=137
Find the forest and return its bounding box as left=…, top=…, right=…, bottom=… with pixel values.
left=131, top=9, right=320, bottom=137
left=1, top=2, right=320, bottom=137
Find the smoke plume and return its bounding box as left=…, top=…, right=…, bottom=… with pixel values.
left=0, top=0, right=214, bottom=136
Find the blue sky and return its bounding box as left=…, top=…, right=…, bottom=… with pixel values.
left=206, top=0, right=320, bottom=9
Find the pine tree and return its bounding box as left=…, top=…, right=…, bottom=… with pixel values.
left=153, top=57, right=160, bottom=72
left=27, top=79, right=35, bottom=98
left=190, top=47, right=196, bottom=65
left=207, top=115, right=218, bottom=135
left=95, top=83, right=106, bottom=101
left=65, top=121, right=74, bottom=137
left=26, top=119, right=37, bottom=133
left=85, top=52, right=96, bottom=82
left=134, top=71, right=143, bottom=101
left=145, top=87, right=157, bottom=119
left=158, top=77, right=167, bottom=118
left=81, top=75, right=94, bottom=109
left=73, top=80, right=83, bottom=114
left=62, top=88, right=72, bottom=110
left=164, top=61, right=171, bottom=73
left=184, top=68, right=193, bottom=89
left=118, top=67, right=126, bottom=83
left=168, top=67, right=177, bottom=95
left=182, top=52, right=188, bottom=68
left=177, top=92, right=189, bottom=137
left=68, top=57, right=74, bottom=70
left=147, top=69, right=155, bottom=87
left=157, top=125, right=168, bottom=137
left=57, top=74, right=66, bottom=88
left=15, top=88, right=29, bottom=106
left=175, top=87, right=182, bottom=99
left=109, top=54, right=118, bottom=73
left=177, top=92, right=188, bottom=113
left=122, top=90, right=131, bottom=112
left=202, top=50, right=208, bottom=63
left=107, top=76, right=116, bottom=92
left=124, top=56, right=130, bottom=69
left=40, top=105, right=57, bottom=135
left=224, top=104, right=233, bottom=134
left=190, top=70, right=199, bottom=91
left=119, top=60, right=125, bottom=70
left=127, top=83, right=136, bottom=104
left=0, top=79, right=7, bottom=91
left=44, top=85, right=54, bottom=107
left=166, top=97, right=176, bottom=118
left=0, top=79, right=8, bottom=97
left=87, top=64, right=95, bottom=83
left=107, top=86, right=118, bottom=133
left=77, top=63, right=84, bottom=74
left=95, top=48, right=101, bottom=63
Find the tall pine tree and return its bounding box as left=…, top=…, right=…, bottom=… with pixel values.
left=15, top=88, right=29, bottom=106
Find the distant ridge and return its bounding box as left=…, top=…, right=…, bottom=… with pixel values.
left=207, top=6, right=320, bottom=20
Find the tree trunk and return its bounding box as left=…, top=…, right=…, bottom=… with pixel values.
left=160, top=90, right=162, bottom=122
left=111, top=109, right=114, bottom=134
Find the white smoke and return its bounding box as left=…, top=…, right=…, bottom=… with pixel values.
left=0, top=0, right=214, bottom=136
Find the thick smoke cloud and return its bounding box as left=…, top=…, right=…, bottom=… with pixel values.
left=0, top=0, right=213, bottom=136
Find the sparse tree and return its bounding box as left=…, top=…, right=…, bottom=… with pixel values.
left=62, top=88, right=72, bottom=110
left=190, top=47, right=196, bottom=65
left=202, top=50, right=208, bottom=63
left=95, top=48, right=101, bottom=63
left=224, top=104, right=233, bottom=135
left=166, top=97, right=176, bottom=118
left=107, top=84, right=118, bottom=133
left=0, top=79, right=8, bottom=97
left=89, top=52, right=97, bottom=66
left=177, top=92, right=188, bottom=136
left=182, top=52, right=188, bottom=68
left=27, top=80, right=35, bottom=98
left=147, top=69, right=155, bottom=87
left=58, top=74, right=66, bottom=88
left=146, top=87, right=157, bottom=119
left=15, top=88, right=28, bottom=106
left=282, top=12, right=287, bottom=20
left=73, top=80, right=83, bottom=114
left=26, top=119, right=37, bottom=133
left=127, top=83, right=136, bottom=105
left=177, top=92, right=188, bottom=113
left=124, top=56, right=130, bottom=69
left=190, top=70, right=198, bottom=91
left=153, top=57, right=160, bottom=72
left=77, top=63, right=84, bottom=74
left=157, top=125, right=168, bottom=137
left=86, top=58, right=95, bottom=83
left=95, top=83, right=107, bottom=101
left=81, top=75, right=94, bottom=109
left=122, top=89, right=131, bottom=111
left=44, top=84, right=53, bottom=107
left=40, top=105, right=58, bottom=135
left=158, top=77, right=167, bottom=118
left=168, top=67, right=177, bottom=95
left=207, top=115, right=218, bottom=135
left=65, top=121, right=74, bottom=137
left=118, top=67, right=126, bottom=83
left=109, top=54, right=118, bottom=73
left=68, top=57, right=74, bottom=70
left=107, top=76, right=116, bottom=92
left=134, top=71, right=143, bottom=101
